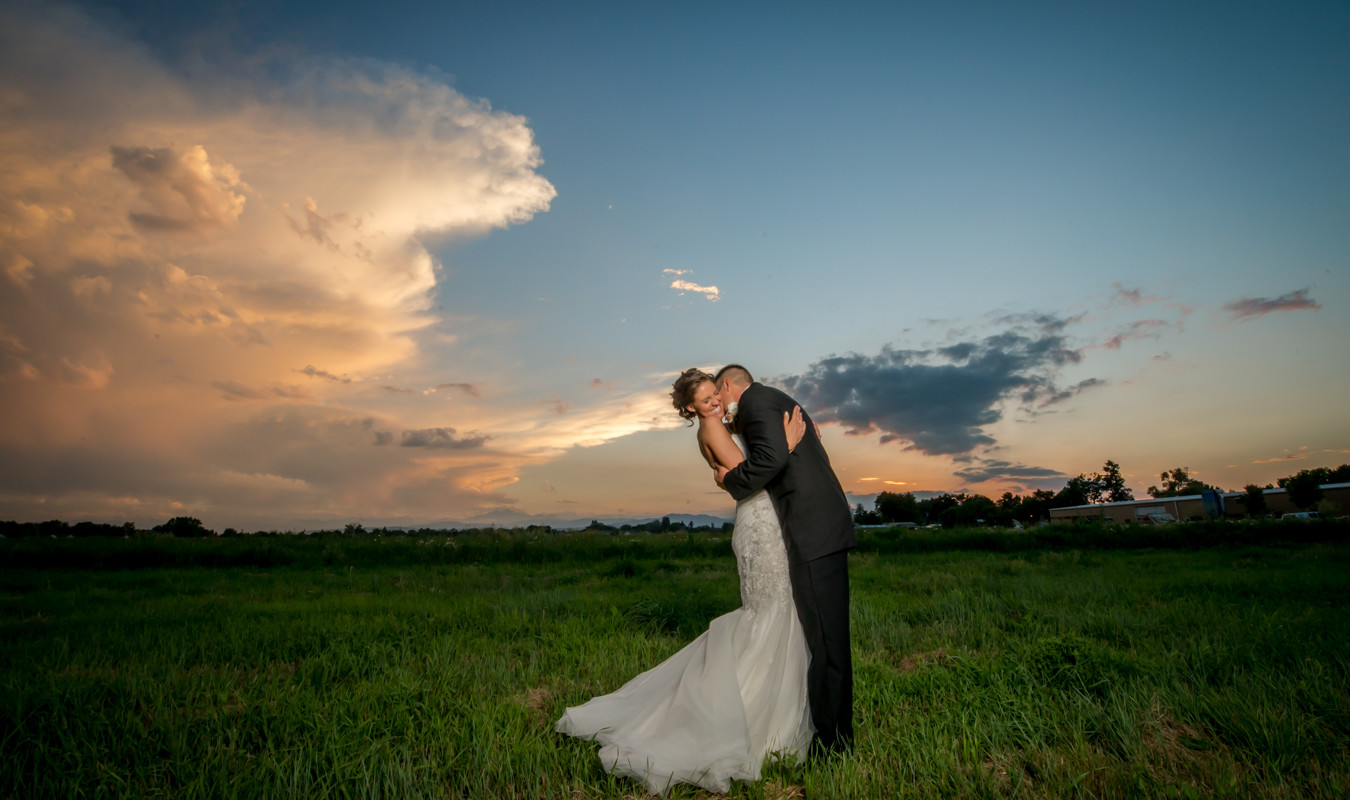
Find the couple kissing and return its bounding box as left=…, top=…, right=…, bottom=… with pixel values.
left=556, top=364, right=854, bottom=796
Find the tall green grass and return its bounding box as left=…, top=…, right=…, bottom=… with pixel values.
left=2, top=523, right=1348, bottom=797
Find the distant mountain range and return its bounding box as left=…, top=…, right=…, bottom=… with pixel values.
left=389, top=511, right=733, bottom=531
left=365, top=490, right=940, bottom=532
left=305, top=490, right=948, bottom=533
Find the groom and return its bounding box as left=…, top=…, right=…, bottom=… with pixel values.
left=712, top=364, right=855, bottom=755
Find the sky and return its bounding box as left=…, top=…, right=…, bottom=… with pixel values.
left=1, top=0, right=1347, bottom=530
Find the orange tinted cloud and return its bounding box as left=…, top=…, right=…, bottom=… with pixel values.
left=0, top=2, right=556, bottom=529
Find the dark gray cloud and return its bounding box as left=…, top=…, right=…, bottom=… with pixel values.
left=211, top=380, right=267, bottom=401
left=1223, top=288, right=1320, bottom=320
left=778, top=330, right=1084, bottom=456
left=1038, top=377, right=1108, bottom=408
left=299, top=365, right=350, bottom=383
left=952, top=459, right=1068, bottom=484
left=211, top=380, right=311, bottom=402
left=109, top=145, right=245, bottom=236
left=398, top=427, right=489, bottom=449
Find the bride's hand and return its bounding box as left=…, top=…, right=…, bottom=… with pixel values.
left=784, top=405, right=806, bottom=452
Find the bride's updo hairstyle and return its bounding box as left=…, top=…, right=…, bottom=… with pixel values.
left=671, top=368, right=715, bottom=424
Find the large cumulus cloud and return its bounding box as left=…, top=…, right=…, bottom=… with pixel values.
left=0, top=2, right=556, bottom=527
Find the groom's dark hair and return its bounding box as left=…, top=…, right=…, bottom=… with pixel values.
left=714, top=364, right=753, bottom=386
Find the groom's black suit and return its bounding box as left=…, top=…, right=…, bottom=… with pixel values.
left=721, top=382, right=855, bottom=752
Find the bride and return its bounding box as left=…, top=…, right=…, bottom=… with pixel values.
left=556, top=368, right=814, bottom=795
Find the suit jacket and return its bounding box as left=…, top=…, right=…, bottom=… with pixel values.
left=722, top=383, right=855, bottom=564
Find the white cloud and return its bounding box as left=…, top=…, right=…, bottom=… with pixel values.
left=0, top=2, right=556, bottom=528
left=669, top=278, right=720, bottom=302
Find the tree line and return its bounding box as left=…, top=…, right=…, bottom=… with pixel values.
left=3, top=465, right=1344, bottom=538
left=0, top=515, right=736, bottom=539
left=853, top=462, right=1349, bottom=527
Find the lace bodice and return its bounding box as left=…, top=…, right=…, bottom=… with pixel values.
left=730, top=436, right=792, bottom=610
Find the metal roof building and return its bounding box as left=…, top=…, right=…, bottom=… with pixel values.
left=1049, top=483, right=1350, bottom=523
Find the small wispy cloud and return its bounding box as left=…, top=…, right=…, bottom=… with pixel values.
left=669, top=278, right=720, bottom=302
left=430, top=382, right=481, bottom=398
left=662, top=268, right=690, bottom=276
left=299, top=365, right=351, bottom=383
left=1109, top=282, right=1166, bottom=307
left=212, top=380, right=312, bottom=402
left=1223, top=288, right=1320, bottom=321
left=1100, top=319, right=1174, bottom=350
left=1251, top=454, right=1307, bottom=464
left=1250, top=446, right=1313, bottom=465
left=545, top=394, right=568, bottom=415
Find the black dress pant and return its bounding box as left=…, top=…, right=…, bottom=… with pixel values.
left=788, top=549, right=852, bottom=752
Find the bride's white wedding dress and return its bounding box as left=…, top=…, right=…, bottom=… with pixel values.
left=556, top=440, right=814, bottom=795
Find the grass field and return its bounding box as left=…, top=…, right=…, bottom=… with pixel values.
left=3, top=523, right=1349, bottom=798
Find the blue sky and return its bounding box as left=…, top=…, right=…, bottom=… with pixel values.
left=1, top=0, right=1346, bottom=529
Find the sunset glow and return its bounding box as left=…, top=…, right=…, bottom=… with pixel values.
left=1, top=1, right=1346, bottom=530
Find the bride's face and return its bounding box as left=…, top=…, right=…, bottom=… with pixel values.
left=686, top=380, right=724, bottom=420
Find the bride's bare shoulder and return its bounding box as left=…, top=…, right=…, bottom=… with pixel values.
left=697, top=416, right=742, bottom=470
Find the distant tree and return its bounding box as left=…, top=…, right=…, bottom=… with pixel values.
left=1020, top=490, right=1057, bottom=523
left=1053, top=475, right=1093, bottom=508
left=990, top=492, right=1021, bottom=527
left=71, top=521, right=105, bottom=537
left=155, top=516, right=212, bottom=537
left=1090, top=460, right=1134, bottom=503
left=943, top=494, right=997, bottom=527
left=344, top=523, right=366, bottom=535
left=39, top=520, right=70, bottom=538
left=1284, top=470, right=1325, bottom=510
left=1278, top=464, right=1350, bottom=491
left=661, top=516, right=671, bottom=532
left=1243, top=484, right=1268, bottom=518
left=1147, top=467, right=1214, bottom=498
left=852, top=503, right=881, bottom=525
left=918, top=493, right=961, bottom=525
left=875, top=491, right=920, bottom=524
